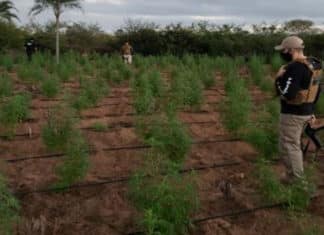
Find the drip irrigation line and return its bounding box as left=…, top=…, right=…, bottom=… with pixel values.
left=14, top=161, right=241, bottom=196
left=6, top=152, right=66, bottom=163
left=0, top=121, right=221, bottom=140
left=192, top=202, right=285, bottom=224
left=30, top=102, right=135, bottom=110
left=4, top=137, right=243, bottom=163
left=127, top=192, right=324, bottom=235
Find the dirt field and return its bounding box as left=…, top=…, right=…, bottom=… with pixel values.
left=2, top=70, right=324, bottom=235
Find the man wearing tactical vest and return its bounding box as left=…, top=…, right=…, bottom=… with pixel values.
left=275, top=36, right=322, bottom=184
left=121, top=42, right=133, bottom=64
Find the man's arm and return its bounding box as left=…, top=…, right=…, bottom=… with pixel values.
left=275, top=64, right=304, bottom=100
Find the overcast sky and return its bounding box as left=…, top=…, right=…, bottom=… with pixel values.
left=11, top=0, right=324, bottom=32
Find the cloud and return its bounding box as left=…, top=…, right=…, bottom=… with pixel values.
left=84, top=0, right=125, bottom=5
left=11, top=0, right=324, bottom=32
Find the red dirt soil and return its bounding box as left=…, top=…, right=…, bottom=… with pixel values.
left=2, top=72, right=324, bottom=235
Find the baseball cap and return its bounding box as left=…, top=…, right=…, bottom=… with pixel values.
left=274, top=36, right=305, bottom=51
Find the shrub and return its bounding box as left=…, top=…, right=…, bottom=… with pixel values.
left=41, top=105, right=77, bottom=151
left=73, top=77, right=109, bottom=111
left=133, top=73, right=156, bottom=115
left=119, top=64, right=133, bottom=80
left=256, top=158, right=315, bottom=212
left=256, top=159, right=285, bottom=203
left=90, top=122, right=108, bottom=132
left=0, top=174, right=20, bottom=235
left=249, top=55, right=264, bottom=86
left=271, top=54, right=283, bottom=73
left=196, top=56, right=217, bottom=88
left=223, top=74, right=251, bottom=133
left=16, top=64, right=45, bottom=83
left=243, top=127, right=278, bottom=159
left=40, top=75, right=60, bottom=98
left=0, top=94, right=31, bottom=137
left=0, top=54, right=14, bottom=72
left=55, top=133, right=89, bottom=188
left=148, top=70, right=164, bottom=98
left=0, top=73, right=13, bottom=98
left=56, top=63, right=73, bottom=82
left=129, top=171, right=198, bottom=235
left=171, top=68, right=203, bottom=109
left=141, top=116, right=192, bottom=164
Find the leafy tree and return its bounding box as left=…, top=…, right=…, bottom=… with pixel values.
left=0, top=0, right=18, bottom=22
left=29, top=0, right=83, bottom=64
left=65, top=22, right=106, bottom=53
left=284, top=19, right=314, bottom=34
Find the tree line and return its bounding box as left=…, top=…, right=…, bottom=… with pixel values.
left=1, top=0, right=324, bottom=60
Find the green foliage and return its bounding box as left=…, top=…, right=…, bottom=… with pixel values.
left=0, top=93, right=30, bottom=137
left=0, top=73, right=12, bottom=98
left=16, top=64, right=45, bottom=83
left=129, top=170, right=198, bottom=235
left=119, top=63, right=133, bottom=80
left=249, top=55, right=264, bottom=85
left=90, top=122, right=108, bottom=132
left=215, top=57, right=236, bottom=77
left=40, top=75, right=60, bottom=98
left=148, top=70, right=164, bottom=98
left=0, top=54, right=14, bottom=71
left=133, top=73, right=156, bottom=115
left=0, top=21, right=25, bottom=51
left=298, top=224, right=323, bottom=235
left=256, top=159, right=285, bottom=203
left=55, top=62, right=75, bottom=82
left=271, top=54, right=283, bottom=72
left=100, top=57, right=132, bottom=84
left=55, top=133, right=89, bottom=188
left=243, top=127, right=278, bottom=159
left=315, top=95, right=324, bottom=115
left=256, top=159, right=316, bottom=212
left=41, top=105, right=76, bottom=151
left=171, top=68, right=203, bottom=109
left=248, top=55, right=272, bottom=92
left=199, top=67, right=215, bottom=88
left=82, top=59, right=95, bottom=75
left=141, top=116, right=192, bottom=164
left=73, top=77, right=109, bottom=111
left=243, top=101, right=279, bottom=159
left=0, top=174, right=20, bottom=235
left=223, top=73, right=251, bottom=133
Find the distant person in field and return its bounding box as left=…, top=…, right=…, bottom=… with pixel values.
left=24, top=38, right=37, bottom=62
left=121, top=42, right=133, bottom=65
left=274, top=36, right=322, bottom=184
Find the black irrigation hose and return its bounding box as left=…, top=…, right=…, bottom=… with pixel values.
left=30, top=102, right=135, bottom=110
left=127, top=193, right=324, bottom=235
left=4, top=137, right=242, bottom=163
left=126, top=203, right=287, bottom=235
left=17, top=108, right=224, bottom=123
left=14, top=161, right=241, bottom=196
left=192, top=202, right=285, bottom=224
left=6, top=152, right=66, bottom=163
left=0, top=121, right=221, bottom=140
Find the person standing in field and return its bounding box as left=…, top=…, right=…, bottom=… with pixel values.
left=274, top=36, right=322, bottom=184
left=121, top=42, right=133, bottom=65
left=24, top=38, right=37, bottom=62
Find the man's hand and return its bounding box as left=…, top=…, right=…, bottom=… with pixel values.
left=309, top=115, right=317, bottom=127
left=276, top=66, right=286, bottom=78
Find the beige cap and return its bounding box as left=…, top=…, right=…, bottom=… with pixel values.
left=274, top=36, right=305, bottom=51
